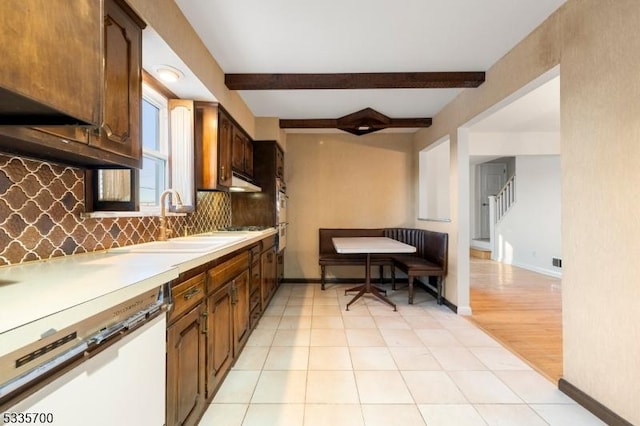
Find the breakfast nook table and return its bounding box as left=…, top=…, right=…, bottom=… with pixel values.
left=332, top=237, right=416, bottom=311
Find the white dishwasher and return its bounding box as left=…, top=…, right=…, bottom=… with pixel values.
left=1, top=286, right=168, bottom=426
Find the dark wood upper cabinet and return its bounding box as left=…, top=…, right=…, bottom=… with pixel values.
left=0, top=0, right=101, bottom=125
left=0, top=0, right=144, bottom=168
left=89, top=0, right=143, bottom=164
left=231, top=126, right=253, bottom=179
left=194, top=102, right=232, bottom=190
left=217, top=109, right=234, bottom=188
left=232, top=141, right=284, bottom=227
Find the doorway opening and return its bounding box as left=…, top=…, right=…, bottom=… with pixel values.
left=458, top=66, right=563, bottom=382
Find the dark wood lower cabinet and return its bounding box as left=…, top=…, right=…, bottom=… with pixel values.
left=249, top=244, right=262, bottom=329
left=166, top=237, right=276, bottom=425
left=205, top=285, right=233, bottom=398
left=232, top=269, right=250, bottom=357
left=261, top=244, right=277, bottom=310
left=166, top=303, right=206, bottom=426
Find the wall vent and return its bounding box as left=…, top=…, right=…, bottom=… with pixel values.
left=552, top=257, right=562, bottom=268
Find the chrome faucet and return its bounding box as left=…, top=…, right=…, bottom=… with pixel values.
left=158, top=189, right=185, bottom=241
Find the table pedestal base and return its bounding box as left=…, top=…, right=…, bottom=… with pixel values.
left=344, top=254, right=397, bottom=311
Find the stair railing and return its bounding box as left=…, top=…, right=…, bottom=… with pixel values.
left=494, top=175, right=516, bottom=222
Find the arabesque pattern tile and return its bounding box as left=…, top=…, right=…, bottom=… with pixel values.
left=0, top=154, right=231, bottom=266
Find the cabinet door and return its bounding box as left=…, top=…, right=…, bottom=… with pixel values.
left=218, top=111, right=233, bottom=187
left=277, top=251, right=285, bottom=285
left=232, top=270, right=251, bottom=357
left=91, top=0, right=142, bottom=164
left=166, top=304, right=206, bottom=426
left=0, top=0, right=101, bottom=125
left=260, top=247, right=277, bottom=309
left=195, top=102, right=221, bottom=190
left=232, top=127, right=245, bottom=173
left=244, top=137, right=254, bottom=178
left=206, top=285, right=233, bottom=397
left=231, top=126, right=253, bottom=178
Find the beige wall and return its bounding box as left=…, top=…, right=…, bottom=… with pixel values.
left=413, top=0, right=640, bottom=422
left=255, top=117, right=287, bottom=151
left=284, top=132, right=414, bottom=279
left=560, top=1, right=640, bottom=422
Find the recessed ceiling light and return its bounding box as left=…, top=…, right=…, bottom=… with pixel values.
left=156, top=65, right=184, bottom=83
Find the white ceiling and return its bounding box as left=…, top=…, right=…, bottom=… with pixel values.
left=145, top=0, right=566, bottom=130
left=470, top=75, right=560, bottom=133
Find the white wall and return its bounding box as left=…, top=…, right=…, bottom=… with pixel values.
left=493, top=155, right=562, bottom=277
left=469, top=131, right=562, bottom=277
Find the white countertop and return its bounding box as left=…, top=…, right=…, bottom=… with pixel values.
left=0, top=228, right=276, bottom=356
left=332, top=237, right=417, bottom=254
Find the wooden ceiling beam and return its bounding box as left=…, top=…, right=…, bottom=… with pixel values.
left=279, top=117, right=432, bottom=129
left=279, top=119, right=338, bottom=128
left=226, top=71, right=485, bottom=90
left=279, top=108, right=432, bottom=136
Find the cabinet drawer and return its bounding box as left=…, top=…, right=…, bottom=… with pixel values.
left=169, top=273, right=205, bottom=323
left=262, top=235, right=276, bottom=251
left=249, top=243, right=262, bottom=262
left=208, top=251, right=249, bottom=294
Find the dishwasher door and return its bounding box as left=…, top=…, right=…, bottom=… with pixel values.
left=5, top=314, right=166, bottom=426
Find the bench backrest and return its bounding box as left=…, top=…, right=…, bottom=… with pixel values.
left=385, top=228, right=448, bottom=272
left=318, top=228, right=386, bottom=255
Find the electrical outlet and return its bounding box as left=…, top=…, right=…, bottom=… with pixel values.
left=552, top=257, right=562, bottom=268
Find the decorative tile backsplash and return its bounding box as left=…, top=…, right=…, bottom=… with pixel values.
left=0, top=153, right=231, bottom=266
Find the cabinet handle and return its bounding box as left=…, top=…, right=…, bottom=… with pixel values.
left=221, top=166, right=226, bottom=180
left=183, top=287, right=201, bottom=300
left=231, top=283, right=238, bottom=304
left=201, top=311, right=208, bottom=334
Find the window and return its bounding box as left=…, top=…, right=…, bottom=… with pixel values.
left=418, top=137, right=451, bottom=221
left=139, top=84, right=169, bottom=211
left=86, top=77, right=194, bottom=215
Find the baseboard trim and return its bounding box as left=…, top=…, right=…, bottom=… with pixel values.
left=456, top=306, right=472, bottom=316
left=281, top=277, right=458, bottom=314
left=281, top=278, right=321, bottom=284
left=507, top=260, right=562, bottom=279
left=558, top=379, right=633, bottom=426
left=281, top=278, right=407, bottom=285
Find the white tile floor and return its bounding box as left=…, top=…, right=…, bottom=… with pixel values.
left=198, top=283, right=605, bottom=426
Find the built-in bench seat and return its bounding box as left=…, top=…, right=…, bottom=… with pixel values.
left=318, top=227, right=448, bottom=304
left=318, top=228, right=395, bottom=291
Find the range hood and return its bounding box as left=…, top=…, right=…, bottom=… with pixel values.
left=230, top=174, right=262, bottom=192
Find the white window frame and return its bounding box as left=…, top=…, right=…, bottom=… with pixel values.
left=139, top=84, right=169, bottom=213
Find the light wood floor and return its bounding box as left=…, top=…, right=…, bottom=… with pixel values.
left=467, top=258, right=563, bottom=383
